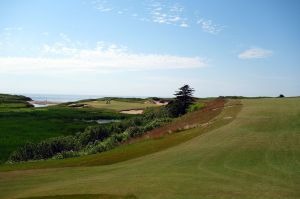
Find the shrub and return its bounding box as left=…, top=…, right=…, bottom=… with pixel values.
left=188, top=103, right=205, bottom=112
left=166, top=100, right=183, bottom=117
left=143, top=118, right=171, bottom=132
left=144, top=107, right=170, bottom=119
left=52, top=150, right=80, bottom=159
left=9, top=135, right=81, bottom=162
left=88, top=136, right=118, bottom=154
left=78, top=125, right=111, bottom=146
left=125, top=126, right=143, bottom=137
left=112, top=132, right=130, bottom=142
left=9, top=142, right=36, bottom=162
left=132, top=117, right=144, bottom=126
left=34, top=140, right=53, bottom=159
left=9, top=96, right=177, bottom=162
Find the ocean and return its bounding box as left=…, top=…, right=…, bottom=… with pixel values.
left=21, top=94, right=104, bottom=103
left=20, top=93, right=149, bottom=103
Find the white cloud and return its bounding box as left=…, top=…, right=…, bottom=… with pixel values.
left=180, top=22, right=189, bottom=28
left=91, top=0, right=113, bottom=12
left=40, top=33, right=87, bottom=56
left=42, top=43, right=79, bottom=56
left=0, top=27, right=23, bottom=48
left=149, top=1, right=189, bottom=28
left=3, top=27, right=23, bottom=31
left=238, top=48, right=273, bottom=59
left=0, top=41, right=207, bottom=74
left=197, top=19, right=224, bottom=35
left=87, top=1, right=226, bottom=33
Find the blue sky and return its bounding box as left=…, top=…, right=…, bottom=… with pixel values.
left=0, top=0, right=299, bottom=97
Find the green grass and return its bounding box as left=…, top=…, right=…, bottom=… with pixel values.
left=18, top=194, right=137, bottom=199
left=0, top=99, right=230, bottom=171
left=0, top=103, right=30, bottom=108
left=0, top=93, right=31, bottom=102
left=81, top=99, right=161, bottom=111
left=0, top=104, right=127, bottom=163
left=0, top=94, right=155, bottom=164
left=0, top=98, right=299, bottom=199
left=0, top=93, right=32, bottom=109
left=188, top=101, right=205, bottom=112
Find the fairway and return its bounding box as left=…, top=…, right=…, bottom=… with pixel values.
left=82, top=100, right=162, bottom=111
left=0, top=98, right=299, bottom=199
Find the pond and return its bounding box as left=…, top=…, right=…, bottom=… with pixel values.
left=29, top=101, right=59, bottom=108
left=83, top=119, right=121, bottom=124
left=31, top=103, right=50, bottom=108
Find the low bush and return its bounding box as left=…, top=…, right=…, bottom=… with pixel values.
left=52, top=150, right=80, bottom=160
left=9, top=136, right=80, bottom=162
left=143, top=118, right=171, bottom=132
left=9, top=106, right=173, bottom=162
left=188, top=103, right=205, bottom=112
left=78, top=126, right=111, bottom=146
left=125, top=126, right=143, bottom=137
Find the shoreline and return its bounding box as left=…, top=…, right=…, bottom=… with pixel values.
left=28, top=100, right=61, bottom=107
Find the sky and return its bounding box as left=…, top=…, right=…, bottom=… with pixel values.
left=0, top=0, right=299, bottom=97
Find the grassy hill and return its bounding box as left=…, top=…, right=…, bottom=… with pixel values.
left=0, top=94, right=32, bottom=109
left=72, top=98, right=165, bottom=112
left=0, top=94, right=169, bottom=164
left=82, top=100, right=159, bottom=111
left=0, top=98, right=229, bottom=171
left=0, top=94, right=133, bottom=163
left=0, top=98, right=299, bottom=199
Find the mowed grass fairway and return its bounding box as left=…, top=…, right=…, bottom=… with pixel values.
left=83, top=100, right=161, bottom=111
left=0, top=98, right=299, bottom=199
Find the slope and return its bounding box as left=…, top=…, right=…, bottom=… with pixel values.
left=0, top=98, right=299, bottom=199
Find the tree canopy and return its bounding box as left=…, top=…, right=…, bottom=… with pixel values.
left=167, top=85, right=195, bottom=117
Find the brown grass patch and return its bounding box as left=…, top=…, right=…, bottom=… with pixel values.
left=126, top=98, right=233, bottom=143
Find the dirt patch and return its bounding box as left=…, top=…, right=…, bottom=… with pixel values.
left=125, top=98, right=230, bottom=144
left=120, top=109, right=144, bottom=114
left=144, top=100, right=168, bottom=105
left=153, top=100, right=168, bottom=105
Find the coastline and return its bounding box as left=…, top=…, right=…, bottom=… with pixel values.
left=28, top=100, right=61, bottom=107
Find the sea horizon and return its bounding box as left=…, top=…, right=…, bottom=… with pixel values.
left=15, top=93, right=154, bottom=103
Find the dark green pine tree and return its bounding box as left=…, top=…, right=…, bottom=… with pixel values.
left=167, top=85, right=195, bottom=117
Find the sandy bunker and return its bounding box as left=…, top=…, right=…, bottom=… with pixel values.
left=120, top=109, right=144, bottom=114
